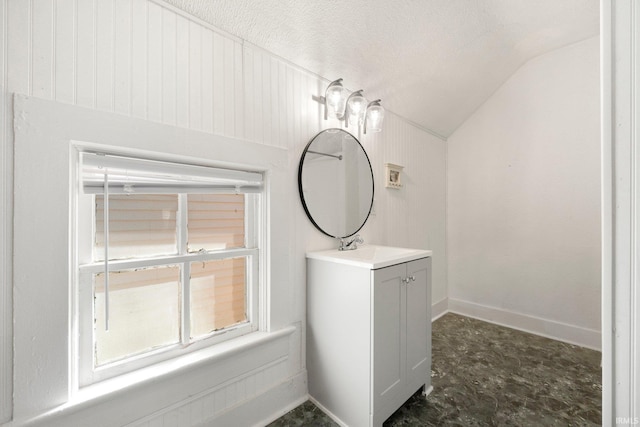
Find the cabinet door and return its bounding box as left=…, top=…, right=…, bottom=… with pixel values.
left=372, top=263, right=406, bottom=416
left=405, top=257, right=431, bottom=392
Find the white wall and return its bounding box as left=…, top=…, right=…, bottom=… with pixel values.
left=447, top=36, right=601, bottom=349
left=0, top=0, right=447, bottom=425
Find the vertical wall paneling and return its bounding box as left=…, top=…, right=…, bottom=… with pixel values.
left=250, top=44, right=266, bottom=144
left=75, top=0, right=95, bottom=108
left=312, top=77, right=324, bottom=137
left=161, top=7, right=176, bottom=125
left=223, top=37, right=234, bottom=136
left=291, top=66, right=301, bottom=148
left=282, top=63, right=291, bottom=149
left=265, top=50, right=277, bottom=145
left=286, top=66, right=295, bottom=148
left=146, top=1, right=162, bottom=123
left=274, top=59, right=283, bottom=146
left=55, top=0, right=75, bottom=104
left=269, top=57, right=279, bottom=147
left=251, top=47, right=266, bottom=145
left=243, top=46, right=255, bottom=143
left=278, top=60, right=288, bottom=148
left=299, top=69, right=309, bottom=143
left=201, top=28, right=213, bottom=133
left=95, top=0, right=114, bottom=111
left=212, top=31, right=224, bottom=134
left=7, top=0, right=29, bottom=95
left=301, top=73, right=311, bottom=141
left=188, top=20, right=201, bottom=130
left=131, top=0, right=147, bottom=118
left=361, top=112, right=447, bottom=307
left=175, top=14, right=189, bottom=128
left=126, top=359, right=290, bottom=426
left=260, top=53, right=271, bottom=145
left=234, top=39, right=243, bottom=139
left=113, top=0, right=131, bottom=115
left=189, top=398, right=204, bottom=425
left=214, top=388, right=226, bottom=415
left=31, top=0, right=53, bottom=99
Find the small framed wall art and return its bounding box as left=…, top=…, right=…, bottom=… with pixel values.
left=384, top=163, right=404, bottom=189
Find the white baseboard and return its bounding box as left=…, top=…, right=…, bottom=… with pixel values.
left=307, top=395, right=349, bottom=427
left=448, top=298, right=601, bottom=351
left=431, top=298, right=448, bottom=322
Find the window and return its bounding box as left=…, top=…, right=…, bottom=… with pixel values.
left=77, top=152, right=263, bottom=384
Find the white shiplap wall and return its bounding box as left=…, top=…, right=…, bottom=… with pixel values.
left=0, top=0, right=447, bottom=425
left=363, top=115, right=448, bottom=307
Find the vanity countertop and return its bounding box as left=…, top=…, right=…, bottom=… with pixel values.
left=306, top=244, right=432, bottom=269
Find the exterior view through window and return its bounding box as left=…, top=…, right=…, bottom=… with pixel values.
left=77, top=152, right=262, bottom=383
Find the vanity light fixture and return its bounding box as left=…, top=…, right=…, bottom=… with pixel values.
left=324, top=78, right=348, bottom=120
left=345, top=90, right=366, bottom=128
left=314, top=79, right=385, bottom=134
left=364, top=99, right=385, bottom=134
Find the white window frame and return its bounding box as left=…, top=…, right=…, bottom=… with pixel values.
left=74, top=149, right=264, bottom=386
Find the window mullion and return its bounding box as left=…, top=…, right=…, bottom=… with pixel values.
left=179, top=194, right=190, bottom=345
left=79, top=248, right=259, bottom=274
left=103, top=172, right=110, bottom=331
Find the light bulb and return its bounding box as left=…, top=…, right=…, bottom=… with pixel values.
left=324, top=79, right=347, bottom=120
left=364, top=100, right=384, bottom=133
left=346, top=90, right=366, bottom=127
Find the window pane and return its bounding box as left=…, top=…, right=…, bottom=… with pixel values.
left=190, top=258, right=247, bottom=338
left=94, top=266, right=181, bottom=365
left=95, top=194, right=178, bottom=260
left=187, top=194, right=245, bottom=252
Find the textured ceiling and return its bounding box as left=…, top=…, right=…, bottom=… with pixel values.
left=164, top=0, right=599, bottom=138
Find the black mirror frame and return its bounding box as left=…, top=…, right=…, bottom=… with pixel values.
left=297, top=128, right=375, bottom=239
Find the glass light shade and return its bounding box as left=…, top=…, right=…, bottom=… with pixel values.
left=325, top=80, right=347, bottom=119
left=365, top=102, right=385, bottom=133
left=346, top=92, right=367, bottom=127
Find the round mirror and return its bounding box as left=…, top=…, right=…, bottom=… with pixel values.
left=298, top=128, right=374, bottom=238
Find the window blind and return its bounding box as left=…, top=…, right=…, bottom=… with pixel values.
left=81, top=152, right=263, bottom=194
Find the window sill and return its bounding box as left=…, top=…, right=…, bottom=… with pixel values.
left=21, top=326, right=296, bottom=425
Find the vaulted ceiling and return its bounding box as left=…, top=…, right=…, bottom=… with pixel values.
left=164, top=0, right=599, bottom=138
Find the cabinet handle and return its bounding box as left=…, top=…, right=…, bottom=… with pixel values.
left=409, top=275, right=416, bottom=282
left=402, top=277, right=410, bottom=284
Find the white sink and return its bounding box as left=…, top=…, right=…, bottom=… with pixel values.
left=306, top=244, right=432, bottom=269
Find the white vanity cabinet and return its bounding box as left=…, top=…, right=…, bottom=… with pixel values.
left=307, top=246, right=432, bottom=427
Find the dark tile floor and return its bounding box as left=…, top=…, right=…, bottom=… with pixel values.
left=269, top=313, right=602, bottom=426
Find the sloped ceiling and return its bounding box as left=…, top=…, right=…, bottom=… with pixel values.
left=163, top=0, right=599, bottom=138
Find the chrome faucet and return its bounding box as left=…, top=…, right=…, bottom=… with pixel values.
left=339, top=234, right=364, bottom=251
